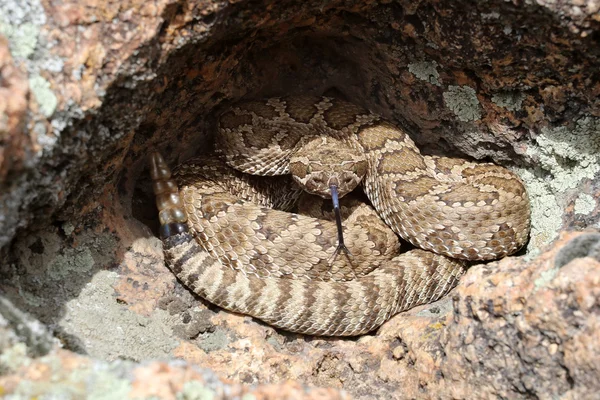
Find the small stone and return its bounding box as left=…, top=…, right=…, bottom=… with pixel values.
left=392, top=345, right=406, bottom=360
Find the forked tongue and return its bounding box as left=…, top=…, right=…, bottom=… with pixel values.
left=330, top=184, right=352, bottom=261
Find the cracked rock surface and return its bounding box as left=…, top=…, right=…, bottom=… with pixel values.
left=0, top=0, right=599, bottom=398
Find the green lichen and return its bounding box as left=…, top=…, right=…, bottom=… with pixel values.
left=10, top=359, right=133, bottom=399
left=0, top=343, right=30, bottom=373
left=0, top=22, right=39, bottom=58
left=408, top=61, right=441, bottom=86
left=197, top=329, right=229, bottom=352
left=28, top=75, right=58, bottom=117
left=518, top=168, right=564, bottom=258
left=11, top=230, right=102, bottom=308
left=519, top=116, right=600, bottom=255
left=0, top=0, right=63, bottom=122
left=77, top=367, right=131, bottom=400
left=9, top=231, right=178, bottom=361
left=17, top=286, right=43, bottom=308
left=491, top=91, right=525, bottom=111
left=47, top=247, right=95, bottom=280
left=58, top=270, right=179, bottom=361
left=534, top=267, right=559, bottom=289
left=0, top=0, right=47, bottom=61
left=61, top=222, right=75, bottom=236
left=443, top=85, right=482, bottom=121
left=177, top=381, right=216, bottom=400
left=529, top=117, right=600, bottom=192
left=574, top=193, right=596, bottom=215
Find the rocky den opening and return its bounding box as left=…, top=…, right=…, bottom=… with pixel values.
left=0, top=0, right=598, bottom=398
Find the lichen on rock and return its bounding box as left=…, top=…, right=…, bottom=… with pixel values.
left=520, top=116, right=600, bottom=253
left=59, top=270, right=180, bottom=361
left=574, top=193, right=596, bottom=215
left=530, top=117, right=600, bottom=193
left=491, top=91, right=525, bottom=111
left=443, top=85, right=482, bottom=122
left=0, top=0, right=46, bottom=59
left=28, top=75, right=58, bottom=118
left=408, top=61, right=441, bottom=86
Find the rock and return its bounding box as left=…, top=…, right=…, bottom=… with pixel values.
left=0, top=348, right=351, bottom=399
left=0, top=295, right=55, bottom=374
left=438, top=232, right=600, bottom=398
left=0, top=0, right=599, bottom=398
left=0, top=37, right=30, bottom=181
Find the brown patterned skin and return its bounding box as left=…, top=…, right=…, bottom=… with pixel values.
left=218, top=96, right=531, bottom=261
left=151, top=153, right=465, bottom=336
left=150, top=96, right=530, bottom=336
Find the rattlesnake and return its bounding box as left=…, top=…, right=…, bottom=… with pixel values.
left=151, top=96, right=531, bottom=336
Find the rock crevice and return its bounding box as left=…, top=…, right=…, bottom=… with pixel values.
left=0, top=0, right=599, bottom=398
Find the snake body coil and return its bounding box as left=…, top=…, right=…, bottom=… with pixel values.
left=151, top=96, right=530, bottom=336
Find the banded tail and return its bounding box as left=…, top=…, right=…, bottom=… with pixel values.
left=149, top=152, right=189, bottom=238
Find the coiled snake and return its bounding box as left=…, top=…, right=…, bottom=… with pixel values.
left=150, top=96, right=530, bottom=336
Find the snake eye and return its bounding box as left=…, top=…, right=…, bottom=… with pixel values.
left=306, top=165, right=312, bottom=174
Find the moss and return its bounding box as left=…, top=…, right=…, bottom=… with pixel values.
left=266, top=335, right=282, bottom=351
left=408, top=61, right=441, bottom=86
left=8, top=230, right=180, bottom=361
left=443, top=85, right=482, bottom=121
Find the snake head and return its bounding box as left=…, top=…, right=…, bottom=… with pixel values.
left=289, top=136, right=367, bottom=199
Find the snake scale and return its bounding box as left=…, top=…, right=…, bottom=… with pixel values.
left=151, top=96, right=531, bottom=336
